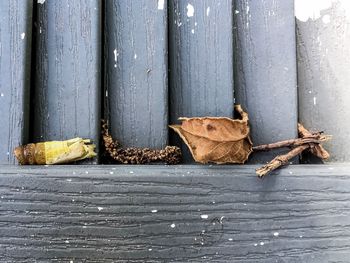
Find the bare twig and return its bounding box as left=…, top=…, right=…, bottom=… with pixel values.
left=255, top=123, right=331, bottom=178
left=256, top=145, right=309, bottom=178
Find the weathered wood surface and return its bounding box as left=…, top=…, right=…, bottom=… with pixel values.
left=296, top=1, right=350, bottom=162
left=105, top=0, right=168, bottom=149
left=0, top=1, right=32, bottom=164
left=234, top=0, right=298, bottom=163
left=169, top=0, right=235, bottom=161
left=33, top=0, right=101, bottom=161
left=0, top=164, right=350, bottom=262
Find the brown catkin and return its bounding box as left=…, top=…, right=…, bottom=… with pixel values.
left=102, top=120, right=182, bottom=164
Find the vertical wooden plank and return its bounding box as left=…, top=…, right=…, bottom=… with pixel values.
left=105, top=0, right=168, bottom=149
left=234, top=0, right=298, bottom=163
left=33, top=0, right=101, bottom=162
left=169, top=0, right=235, bottom=161
left=0, top=1, right=32, bottom=164
left=296, top=1, right=350, bottom=162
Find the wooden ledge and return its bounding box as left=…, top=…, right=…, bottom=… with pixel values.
left=0, top=164, right=350, bottom=262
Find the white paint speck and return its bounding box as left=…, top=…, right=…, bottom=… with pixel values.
left=114, top=64, right=117, bottom=68
left=0, top=93, right=4, bottom=97
left=109, top=171, right=114, bottom=175
left=85, top=171, right=89, bottom=174
left=113, top=49, right=119, bottom=62
left=72, top=171, right=76, bottom=175
left=97, top=207, right=103, bottom=211
left=228, top=238, right=233, bottom=241
left=206, top=7, right=210, bottom=16
left=151, top=209, right=158, bottom=213
left=212, top=201, right=216, bottom=204
left=273, top=232, right=279, bottom=237
left=66, top=179, right=72, bottom=182
left=157, top=0, right=164, bottom=10
left=170, top=223, right=176, bottom=228
left=39, top=27, right=42, bottom=34
left=187, top=3, right=194, bottom=17
left=6, top=152, right=10, bottom=155
left=21, top=33, right=25, bottom=39
left=235, top=10, right=240, bottom=14
left=70, top=261, right=73, bottom=263
left=37, top=0, right=45, bottom=4
left=194, top=22, right=197, bottom=26
left=129, top=171, right=134, bottom=174
left=65, top=240, right=70, bottom=244
left=134, top=54, right=137, bottom=59
left=322, top=14, right=331, bottom=23
left=200, top=214, right=208, bottom=219
left=299, top=235, right=303, bottom=238
left=254, top=243, right=258, bottom=246
left=260, top=242, right=265, bottom=246
left=313, top=96, right=317, bottom=105
left=148, top=248, right=152, bottom=251
left=191, top=29, right=195, bottom=34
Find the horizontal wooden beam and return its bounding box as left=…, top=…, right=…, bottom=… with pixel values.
left=0, top=165, right=349, bottom=262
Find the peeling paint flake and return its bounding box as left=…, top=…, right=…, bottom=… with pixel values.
left=157, top=0, right=164, bottom=10
left=295, top=0, right=350, bottom=22
left=187, top=3, right=194, bottom=17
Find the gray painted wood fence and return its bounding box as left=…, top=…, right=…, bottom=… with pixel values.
left=296, top=1, right=350, bottom=162
left=234, top=0, right=298, bottom=163
left=33, top=0, right=101, bottom=163
left=0, top=1, right=32, bottom=164
left=0, top=0, right=348, bottom=163
left=169, top=0, right=235, bottom=161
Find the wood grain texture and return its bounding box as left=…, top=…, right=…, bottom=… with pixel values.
left=296, top=1, right=350, bottom=162
left=105, top=0, right=168, bottom=149
left=0, top=1, right=32, bottom=164
left=1, top=164, right=350, bottom=262
left=234, top=0, right=298, bottom=163
left=33, top=0, right=101, bottom=161
left=168, top=0, right=235, bottom=162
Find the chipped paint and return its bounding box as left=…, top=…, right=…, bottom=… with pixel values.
left=21, top=33, right=25, bottom=39
left=273, top=232, right=279, bottom=237
left=206, top=7, right=210, bottom=16
left=113, top=49, right=118, bottom=62
left=37, top=0, right=45, bottom=4
left=97, top=207, right=104, bottom=211
left=170, top=223, right=176, bottom=228
left=322, top=14, right=331, bottom=23
left=157, top=0, right=164, bottom=10
left=200, top=214, right=208, bottom=219
left=295, top=0, right=350, bottom=22
left=187, top=3, right=194, bottom=17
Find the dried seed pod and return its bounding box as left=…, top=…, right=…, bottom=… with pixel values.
left=14, top=138, right=97, bottom=165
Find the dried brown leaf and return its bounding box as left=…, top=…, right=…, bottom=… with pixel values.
left=170, top=105, right=253, bottom=164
